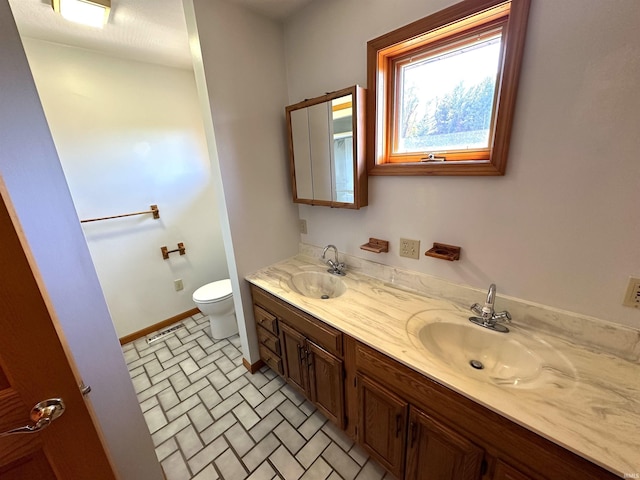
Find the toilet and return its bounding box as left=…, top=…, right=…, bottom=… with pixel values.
left=192, top=279, right=238, bottom=340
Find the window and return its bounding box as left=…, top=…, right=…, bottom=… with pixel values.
left=367, top=0, right=531, bottom=175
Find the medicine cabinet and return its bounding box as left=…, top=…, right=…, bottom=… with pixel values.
left=285, top=85, right=367, bottom=209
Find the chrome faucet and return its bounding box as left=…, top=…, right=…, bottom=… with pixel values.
left=469, top=283, right=512, bottom=333
left=322, top=245, right=346, bottom=276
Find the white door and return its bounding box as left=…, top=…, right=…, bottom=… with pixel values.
left=0, top=1, right=164, bottom=478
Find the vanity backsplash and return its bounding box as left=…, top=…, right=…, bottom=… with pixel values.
left=299, top=243, right=640, bottom=363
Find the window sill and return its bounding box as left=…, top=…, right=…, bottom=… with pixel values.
left=368, top=160, right=503, bottom=176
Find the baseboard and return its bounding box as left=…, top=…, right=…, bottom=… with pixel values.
left=119, top=307, right=200, bottom=345
left=243, top=357, right=264, bottom=374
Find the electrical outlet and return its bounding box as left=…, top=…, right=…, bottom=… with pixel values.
left=623, top=276, right=640, bottom=308
left=174, top=279, right=184, bottom=292
left=399, top=238, right=420, bottom=259
left=299, top=219, right=308, bottom=234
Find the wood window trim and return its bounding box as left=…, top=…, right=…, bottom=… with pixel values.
left=366, top=0, right=531, bottom=176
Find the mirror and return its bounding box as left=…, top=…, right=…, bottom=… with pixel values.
left=286, top=85, right=367, bottom=209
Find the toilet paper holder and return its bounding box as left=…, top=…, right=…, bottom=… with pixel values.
left=161, top=243, right=186, bottom=260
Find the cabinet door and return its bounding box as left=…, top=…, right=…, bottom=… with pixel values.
left=357, top=374, right=408, bottom=479
left=406, top=407, right=483, bottom=480
left=493, top=460, right=533, bottom=480
left=280, top=322, right=307, bottom=395
left=307, top=341, right=345, bottom=428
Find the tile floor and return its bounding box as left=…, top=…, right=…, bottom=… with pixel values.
left=123, top=312, right=392, bottom=480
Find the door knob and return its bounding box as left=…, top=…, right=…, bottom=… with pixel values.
left=0, top=398, right=65, bottom=438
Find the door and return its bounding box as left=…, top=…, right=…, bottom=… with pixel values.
left=357, top=374, right=408, bottom=478
left=0, top=190, right=116, bottom=478
left=405, top=406, right=483, bottom=480
left=307, top=340, right=345, bottom=428
left=280, top=322, right=308, bottom=395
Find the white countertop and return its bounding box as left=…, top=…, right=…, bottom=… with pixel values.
left=246, top=255, right=640, bottom=478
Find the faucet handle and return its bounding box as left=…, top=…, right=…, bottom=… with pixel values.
left=329, top=262, right=346, bottom=276
left=493, top=310, right=512, bottom=323
left=470, top=303, right=483, bottom=316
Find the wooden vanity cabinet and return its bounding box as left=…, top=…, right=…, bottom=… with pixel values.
left=357, top=372, right=484, bottom=480
left=306, top=341, right=345, bottom=428
left=279, top=323, right=307, bottom=392
left=405, top=407, right=484, bottom=480
left=357, top=374, right=408, bottom=478
left=250, top=285, right=346, bottom=429
left=249, top=285, right=620, bottom=480
left=252, top=295, right=284, bottom=376
left=352, top=341, right=619, bottom=480
left=280, top=322, right=345, bottom=428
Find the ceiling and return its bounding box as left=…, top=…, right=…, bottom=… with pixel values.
left=9, top=0, right=312, bottom=70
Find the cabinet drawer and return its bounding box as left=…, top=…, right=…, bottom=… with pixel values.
left=257, top=325, right=281, bottom=355
left=259, top=344, right=283, bottom=375
left=281, top=310, right=342, bottom=357
left=251, top=285, right=342, bottom=356
left=254, top=305, right=278, bottom=334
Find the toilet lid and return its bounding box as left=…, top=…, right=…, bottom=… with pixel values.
left=193, top=279, right=233, bottom=303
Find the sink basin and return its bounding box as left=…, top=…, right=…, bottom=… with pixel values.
left=419, top=322, right=542, bottom=386
left=288, top=271, right=347, bottom=299
left=408, top=319, right=576, bottom=389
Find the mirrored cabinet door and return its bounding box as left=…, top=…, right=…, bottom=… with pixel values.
left=290, top=108, right=313, bottom=199
left=308, top=103, right=332, bottom=202
left=286, top=85, right=367, bottom=209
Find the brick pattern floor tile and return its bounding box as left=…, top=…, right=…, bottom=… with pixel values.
left=125, top=314, right=394, bottom=480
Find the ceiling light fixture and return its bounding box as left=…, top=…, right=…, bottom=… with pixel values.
left=51, top=0, right=111, bottom=28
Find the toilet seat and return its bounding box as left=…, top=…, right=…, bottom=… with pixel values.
left=193, top=279, right=233, bottom=304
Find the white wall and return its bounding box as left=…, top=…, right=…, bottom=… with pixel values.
left=185, top=0, right=300, bottom=363
left=0, top=3, right=162, bottom=478
left=22, top=38, right=229, bottom=337
left=284, top=0, right=640, bottom=330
